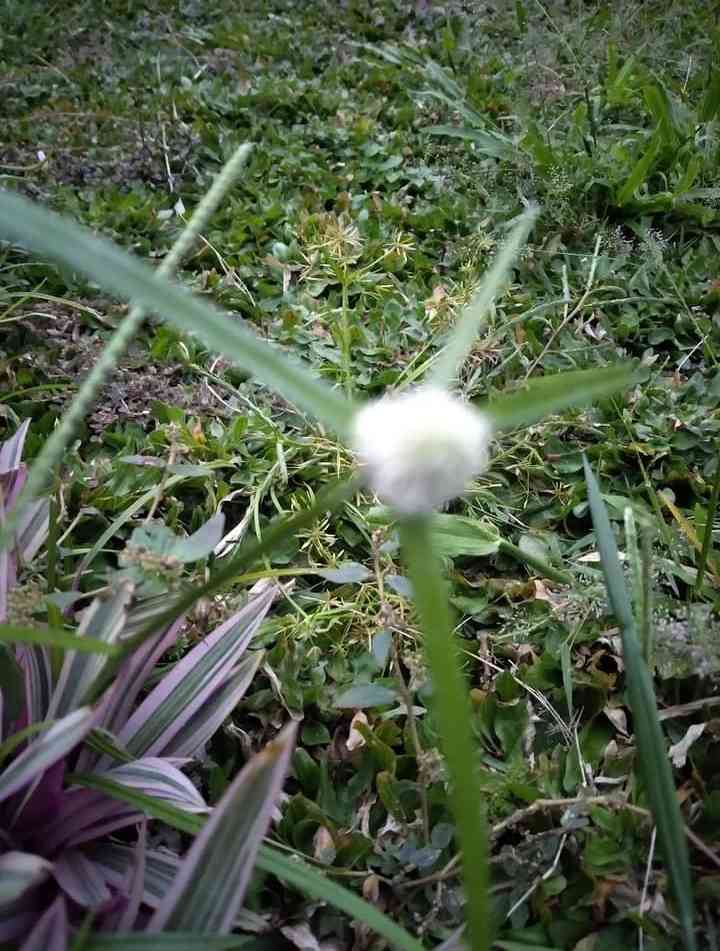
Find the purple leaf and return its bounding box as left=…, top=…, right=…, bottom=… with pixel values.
left=90, top=843, right=179, bottom=910
left=149, top=721, right=296, bottom=933
left=53, top=848, right=112, bottom=908
left=48, top=583, right=133, bottom=719
left=0, top=851, right=53, bottom=904
left=18, top=895, right=67, bottom=951
left=119, top=583, right=277, bottom=758
left=0, top=897, right=38, bottom=943
left=12, top=758, right=65, bottom=831
left=117, top=819, right=147, bottom=930
left=93, top=759, right=208, bottom=815
left=37, top=788, right=142, bottom=852
left=15, top=644, right=53, bottom=725
left=15, top=498, right=50, bottom=564
left=0, top=706, right=95, bottom=805
left=79, top=616, right=184, bottom=773
left=0, top=420, right=30, bottom=475
left=163, top=651, right=263, bottom=758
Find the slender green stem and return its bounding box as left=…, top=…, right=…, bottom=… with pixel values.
left=695, top=456, right=720, bottom=596
left=0, top=143, right=253, bottom=554
left=399, top=516, right=490, bottom=951
left=340, top=272, right=353, bottom=397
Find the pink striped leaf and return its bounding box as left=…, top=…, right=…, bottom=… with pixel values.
left=149, top=721, right=296, bottom=933
left=118, top=583, right=277, bottom=758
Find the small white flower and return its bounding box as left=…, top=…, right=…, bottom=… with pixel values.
left=351, top=386, right=493, bottom=514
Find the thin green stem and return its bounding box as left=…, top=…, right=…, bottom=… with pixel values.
left=399, top=516, right=490, bottom=951
left=0, top=143, right=253, bottom=554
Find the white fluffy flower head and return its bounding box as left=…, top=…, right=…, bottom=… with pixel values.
left=351, top=386, right=493, bottom=514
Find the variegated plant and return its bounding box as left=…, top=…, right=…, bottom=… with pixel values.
left=0, top=425, right=294, bottom=947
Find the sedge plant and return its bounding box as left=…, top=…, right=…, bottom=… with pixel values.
left=0, top=147, right=649, bottom=949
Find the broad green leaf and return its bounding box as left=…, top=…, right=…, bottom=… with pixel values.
left=428, top=514, right=501, bottom=559
left=0, top=624, right=120, bottom=655
left=69, top=773, right=425, bottom=951
left=336, top=683, right=398, bottom=708
left=315, top=562, right=372, bottom=583
left=0, top=707, right=94, bottom=804
left=485, top=365, right=636, bottom=432
left=583, top=458, right=696, bottom=949
left=399, top=516, right=489, bottom=951
left=0, top=191, right=354, bottom=437
left=430, top=208, right=538, bottom=387
left=127, top=513, right=225, bottom=564
left=148, top=722, right=296, bottom=933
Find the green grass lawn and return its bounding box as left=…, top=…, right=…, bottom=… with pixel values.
left=2, top=0, right=720, bottom=947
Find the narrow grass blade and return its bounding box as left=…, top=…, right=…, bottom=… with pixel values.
left=0, top=189, right=354, bottom=472
left=695, top=455, right=720, bottom=595
left=149, top=722, right=295, bottom=933
left=70, top=770, right=425, bottom=951
left=583, top=457, right=696, bottom=949
left=0, top=625, right=120, bottom=655
left=430, top=208, right=538, bottom=387
left=0, top=145, right=255, bottom=555
left=398, top=516, right=490, bottom=951
left=486, top=364, right=636, bottom=432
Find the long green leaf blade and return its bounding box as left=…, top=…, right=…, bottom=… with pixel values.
left=399, top=516, right=490, bottom=951
left=486, top=364, right=636, bottom=432
left=0, top=624, right=120, bottom=655
left=583, top=457, right=696, bottom=949
left=430, top=208, right=538, bottom=387
left=0, top=191, right=354, bottom=437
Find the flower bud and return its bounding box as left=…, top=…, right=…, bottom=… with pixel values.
left=351, top=386, right=492, bottom=514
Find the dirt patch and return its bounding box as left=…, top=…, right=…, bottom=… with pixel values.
left=17, top=308, right=226, bottom=434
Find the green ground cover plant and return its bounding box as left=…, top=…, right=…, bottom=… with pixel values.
left=1, top=1, right=719, bottom=948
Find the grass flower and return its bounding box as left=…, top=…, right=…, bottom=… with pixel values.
left=351, top=385, right=492, bottom=514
